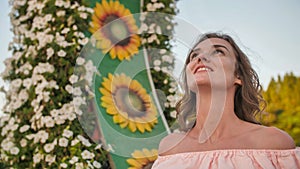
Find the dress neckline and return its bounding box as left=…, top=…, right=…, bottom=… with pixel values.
left=158, top=147, right=300, bottom=158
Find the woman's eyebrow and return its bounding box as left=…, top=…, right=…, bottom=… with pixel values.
left=191, top=48, right=201, bottom=53
left=192, top=45, right=229, bottom=53
left=213, top=44, right=229, bottom=52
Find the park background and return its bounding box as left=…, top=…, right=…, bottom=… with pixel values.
left=0, top=0, right=299, bottom=168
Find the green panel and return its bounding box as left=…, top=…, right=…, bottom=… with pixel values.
left=83, top=0, right=169, bottom=168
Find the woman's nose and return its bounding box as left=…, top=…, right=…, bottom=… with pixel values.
left=196, top=54, right=209, bottom=63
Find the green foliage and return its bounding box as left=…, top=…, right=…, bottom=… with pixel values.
left=262, top=72, right=300, bottom=145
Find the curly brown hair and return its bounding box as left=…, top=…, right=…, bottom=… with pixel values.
left=176, top=32, right=265, bottom=131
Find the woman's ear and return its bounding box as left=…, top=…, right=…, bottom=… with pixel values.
left=234, top=76, right=242, bottom=85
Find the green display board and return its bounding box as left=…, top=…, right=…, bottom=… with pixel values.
left=81, top=0, right=170, bottom=168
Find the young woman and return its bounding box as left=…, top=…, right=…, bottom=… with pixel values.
left=152, top=33, right=300, bottom=169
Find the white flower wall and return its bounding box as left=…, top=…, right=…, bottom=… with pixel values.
left=0, top=0, right=108, bottom=168
left=0, top=0, right=179, bottom=168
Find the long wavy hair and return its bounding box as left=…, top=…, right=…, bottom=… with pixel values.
left=176, top=32, right=266, bottom=131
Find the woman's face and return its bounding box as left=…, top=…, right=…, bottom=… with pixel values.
left=186, top=38, right=241, bottom=92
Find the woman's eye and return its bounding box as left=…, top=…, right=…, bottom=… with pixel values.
left=190, top=53, right=198, bottom=60
left=213, top=49, right=225, bottom=55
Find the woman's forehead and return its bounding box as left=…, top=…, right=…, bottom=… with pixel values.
left=194, top=38, right=234, bottom=53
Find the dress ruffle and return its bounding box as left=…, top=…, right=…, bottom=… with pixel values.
left=152, top=148, right=300, bottom=169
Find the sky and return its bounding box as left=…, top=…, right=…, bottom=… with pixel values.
left=0, top=1, right=300, bottom=115
left=0, top=1, right=12, bottom=116
left=173, top=0, right=300, bottom=89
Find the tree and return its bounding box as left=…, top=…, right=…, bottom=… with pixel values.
left=262, top=72, right=300, bottom=145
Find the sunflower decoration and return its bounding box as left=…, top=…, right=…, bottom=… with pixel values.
left=100, top=73, right=158, bottom=133
left=127, top=148, right=158, bottom=169
left=89, top=0, right=141, bottom=61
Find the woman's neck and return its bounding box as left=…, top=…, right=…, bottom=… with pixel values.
left=190, top=85, right=242, bottom=144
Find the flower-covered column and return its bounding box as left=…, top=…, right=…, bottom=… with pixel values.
left=0, top=0, right=109, bottom=168
left=0, top=0, right=178, bottom=168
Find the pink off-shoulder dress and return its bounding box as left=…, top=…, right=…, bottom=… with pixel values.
left=152, top=148, right=300, bottom=169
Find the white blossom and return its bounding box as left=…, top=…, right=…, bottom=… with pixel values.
left=54, top=115, right=66, bottom=125
left=154, top=66, right=160, bottom=72
left=32, top=16, right=47, bottom=30
left=153, top=60, right=161, bottom=66
left=69, top=75, right=78, bottom=84
left=19, top=125, right=30, bottom=133
left=61, top=28, right=70, bottom=34
left=76, top=57, right=85, bottom=65
left=71, top=138, right=80, bottom=146
left=81, top=150, right=95, bottom=159
left=38, top=130, right=49, bottom=143
left=95, top=144, right=102, bottom=150
left=65, top=84, right=73, bottom=94
left=160, top=49, right=167, bottom=54
left=20, top=138, right=27, bottom=147
left=75, top=162, right=84, bottom=169
left=1, top=138, right=14, bottom=151
left=42, top=116, right=55, bottom=128
left=44, top=143, right=55, bottom=153
left=79, top=12, right=88, bottom=19
left=19, top=89, right=29, bottom=101
left=167, top=25, right=172, bottom=30
left=156, top=26, right=162, bottom=34
left=69, top=156, right=79, bottom=164
left=10, top=146, right=20, bottom=155
left=93, top=161, right=102, bottom=168
left=67, top=112, right=76, bottom=121
left=72, top=25, right=78, bottom=30
left=55, top=0, right=64, bottom=7
left=33, top=153, right=44, bottom=164
left=9, top=124, right=19, bottom=131
left=45, top=154, right=56, bottom=164
left=56, top=10, right=66, bottom=17
left=58, top=137, right=68, bottom=147
left=23, top=78, right=32, bottom=89
left=153, top=2, right=165, bottom=9
left=26, top=134, right=35, bottom=140
left=11, top=79, right=22, bottom=89
left=60, top=163, right=68, bottom=168
left=73, top=87, right=82, bottom=96
left=78, top=37, right=89, bottom=45
left=77, top=135, right=91, bottom=147
left=49, top=80, right=59, bottom=89
left=46, top=48, right=54, bottom=60
left=64, top=1, right=71, bottom=8
left=62, top=129, right=73, bottom=138
left=44, top=14, right=52, bottom=22
left=14, top=0, right=26, bottom=6
left=170, top=110, right=177, bottom=118
left=161, top=67, right=169, bottom=73
left=146, top=3, right=156, bottom=12
left=73, top=97, right=85, bottom=106
left=57, top=50, right=66, bottom=57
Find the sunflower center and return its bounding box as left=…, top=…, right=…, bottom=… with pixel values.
left=102, top=15, right=131, bottom=46
left=114, top=87, right=147, bottom=117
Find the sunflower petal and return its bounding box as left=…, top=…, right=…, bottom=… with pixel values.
left=119, top=121, right=128, bottom=128
left=128, top=121, right=137, bottom=132
left=136, top=122, right=145, bottom=133
left=126, top=159, right=142, bottom=168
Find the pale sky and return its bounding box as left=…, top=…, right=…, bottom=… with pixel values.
left=173, top=0, right=300, bottom=89
left=1, top=1, right=300, bottom=115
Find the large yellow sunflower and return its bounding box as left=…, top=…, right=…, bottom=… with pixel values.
left=127, top=149, right=158, bottom=169
left=100, top=73, right=158, bottom=133
left=89, top=0, right=141, bottom=61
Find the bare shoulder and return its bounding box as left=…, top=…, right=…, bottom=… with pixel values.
left=158, top=132, right=186, bottom=156
left=255, top=126, right=296, bottom=149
